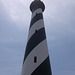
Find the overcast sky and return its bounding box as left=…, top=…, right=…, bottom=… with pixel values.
left=0, top=0, right=75, bottom=75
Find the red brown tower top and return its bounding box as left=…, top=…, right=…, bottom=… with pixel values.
left=30, top=0, right=45, bottom=12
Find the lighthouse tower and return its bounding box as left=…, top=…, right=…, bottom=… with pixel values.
left=21, top=0, right=52, bottom=75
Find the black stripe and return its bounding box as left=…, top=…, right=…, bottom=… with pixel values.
left=23, top=27, right=46, bottom=63
left=30, top=13, right=43, bottom=29
left=31, top=56, right=52, bottom=75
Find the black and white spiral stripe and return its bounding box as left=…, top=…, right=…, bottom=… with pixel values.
left=21, top=8, right=52, bottom=75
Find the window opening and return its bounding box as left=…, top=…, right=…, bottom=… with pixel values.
left=34, top=56, right=37, bottom=63
left=35, top=30, right=38, bottom=33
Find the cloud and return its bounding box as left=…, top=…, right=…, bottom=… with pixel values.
left=44, top=0, right=75, bottom=34
left=53, top=71, right=75, bottom=75
left=0, top=0, right=32, bottom=28
left=0, top=2, right=28, bottom=75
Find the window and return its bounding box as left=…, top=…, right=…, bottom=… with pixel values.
left=34, top=56, right=37, bottom=63
left=35, top=30, right=38, bottom=33
left=36, top=13, right=38, bottom=15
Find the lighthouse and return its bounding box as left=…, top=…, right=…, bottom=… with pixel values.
left=21, top=0, right=52, bottom=75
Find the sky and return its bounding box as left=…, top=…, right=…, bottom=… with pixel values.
left=0, top=0, right=75, bottom=75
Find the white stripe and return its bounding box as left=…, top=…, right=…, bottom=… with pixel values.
left=21, top=40, right=49, bottom=75
left=27, top=19, right=44, bottom=41
left=32, top=8, right=42, bottom=18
